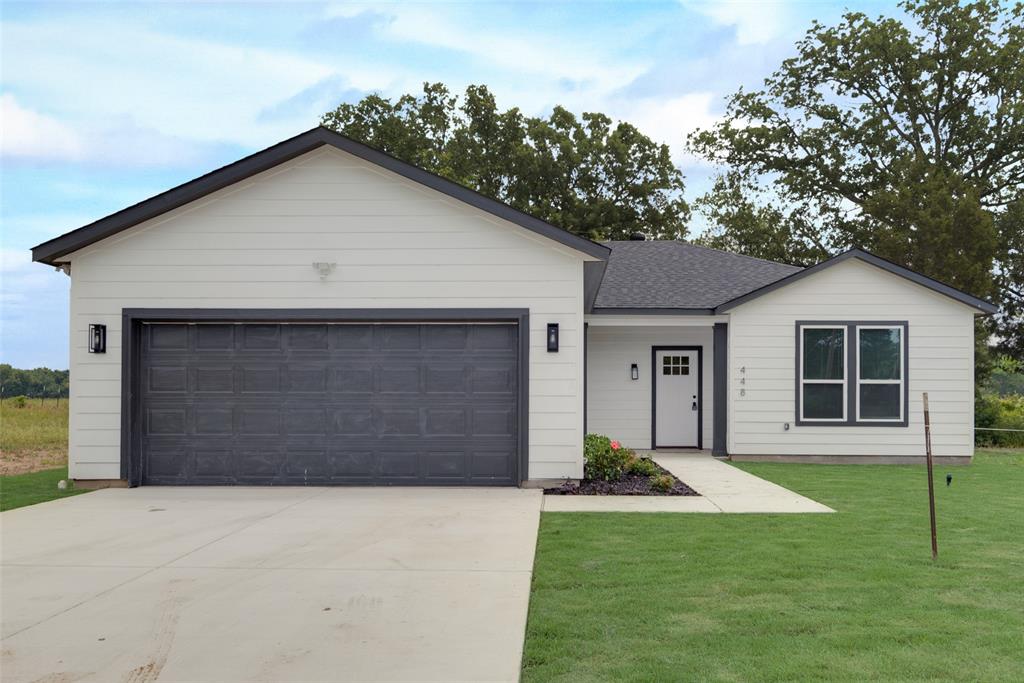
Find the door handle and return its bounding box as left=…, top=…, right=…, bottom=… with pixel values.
left=691, top=395, right=698, bottom=411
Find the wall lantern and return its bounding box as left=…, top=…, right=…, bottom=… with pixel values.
left=88, top=324, right=107, bottom=354
left=547, top=323, right=559, bottom=352
left=630, top=363, right=639, bottom=380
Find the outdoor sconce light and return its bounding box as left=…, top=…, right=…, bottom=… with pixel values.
left=547, top=323, right=559, bottom=352
left=88, top=324, right=106, bottom=354
left=630, top=363, right=639, bottom=380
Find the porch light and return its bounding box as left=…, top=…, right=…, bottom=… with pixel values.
left=88, top=324, right=106, bottom=354
left=631, top=363, right=639, bottom=380
left=547, top=323, right=559, bottom=352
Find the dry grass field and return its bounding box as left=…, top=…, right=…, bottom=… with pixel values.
left=0, top=398, right=69, bottom=475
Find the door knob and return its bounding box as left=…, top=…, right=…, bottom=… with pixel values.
left=691, top=395, right=698, bottom=411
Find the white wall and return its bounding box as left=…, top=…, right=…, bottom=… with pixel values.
left=728, top=258, right=977, bottom=458
left=65, top=147, right=587, bottom=480
left=585, top=325, right=714, bottom=451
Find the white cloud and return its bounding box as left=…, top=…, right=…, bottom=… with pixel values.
left=0, top=246, right=69, bottom=368
left=324, top=3, right=649, bottom=106
left=683, top=1, right=795, bottom=45
left=619, top=92, right=720, bottom=148
left=0, top=94, right=84, bottom=162
left=1, top=19, right=339, bottom=149
left=0, top=94, right=231, bottom=168
left=613, top=92, right=723, bottom=169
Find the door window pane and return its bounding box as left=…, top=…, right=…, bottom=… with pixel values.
left=859, top=328, right=901, bottom=379
left=803, top=384, right=844, bottom=419
left=662, top=355, right=690, bottom=375
left=859, top=384, right=901, bottom=419
left=803, top=329, right=844, bottom=380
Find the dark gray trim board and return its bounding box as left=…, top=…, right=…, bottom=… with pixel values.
left=715, top=248, right=997, bottom=315
left=794, top=320, right=909, bottom=428
left=590, top=308, right=716, bottom=316
left=651, top=345, right=703, bottom=449
left=712, top=323, right=728, bottom=457
left=120, top=308, right=530, bottom=487
left=583, top=322, right=589, bottom=436
left=583, top=261, right=608, bottom=313
left=33, top=127, right=610, bottom=265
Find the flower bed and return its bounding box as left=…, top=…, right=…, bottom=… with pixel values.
left=544, top=434, right=699, bottom=496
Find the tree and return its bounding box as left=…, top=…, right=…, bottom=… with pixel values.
left=689, top=0, right=1023, bottom=356
left=322, top=83, right=689, bottom=241
left=0, top=365, right=69, bottom=399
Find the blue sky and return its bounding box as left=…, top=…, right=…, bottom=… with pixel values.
left=1, top=0, right=896, bottom=369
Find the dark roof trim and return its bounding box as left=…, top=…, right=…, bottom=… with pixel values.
left=589, top=307, right=716, bottom=316
left=714, top=248, right=998, bottom=315
left=32, top=126, right=610, bottom=265
left=583, top=261, right=608, bottom=313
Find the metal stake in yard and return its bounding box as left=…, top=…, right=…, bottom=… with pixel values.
left=923, top=392, right=938, bottom=560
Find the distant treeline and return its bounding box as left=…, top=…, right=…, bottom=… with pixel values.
left=0, top=365, right=70, bottom=399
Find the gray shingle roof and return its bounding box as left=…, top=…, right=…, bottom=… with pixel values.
left=593, top=241, right=803, bottom=311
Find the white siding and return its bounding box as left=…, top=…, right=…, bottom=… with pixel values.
left=65, top=147, right=586, bottom=480
left=586, top=325, right=714, bottom=450
left=728, top=259, right=976, bottom=458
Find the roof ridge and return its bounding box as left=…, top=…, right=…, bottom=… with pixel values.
left=602, top=239, right=804, bottom=270
left=674, top=241, right=804, bottom=270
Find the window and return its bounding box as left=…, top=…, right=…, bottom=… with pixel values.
left=799, top=326, right=846, bottom=421
left=857, top=326, right=903, bottom=421
left=662, top=355, right=690, bottom=376
left=796, top=321, right=908, bottom=426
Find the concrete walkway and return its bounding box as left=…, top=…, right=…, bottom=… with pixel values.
left=1, top=487, right=542, bottom=683
left=542, top=451, right=833, bottom=513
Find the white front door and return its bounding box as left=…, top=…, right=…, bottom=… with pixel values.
left=655, top=349, right=700, bottom=447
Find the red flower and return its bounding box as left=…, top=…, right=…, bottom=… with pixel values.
left=610, top=440, right=621, bottom=450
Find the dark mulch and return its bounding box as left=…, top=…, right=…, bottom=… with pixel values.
left=544, top=461, right=699, bottom=496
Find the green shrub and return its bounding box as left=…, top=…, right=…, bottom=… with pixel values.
left=975, top=391, right=1024, bottom=448
left=8, top=395, right=27, bottom=409
left=584, top=433, right=632, bottom=481
left=649, top=474, right=674, bottom=492
left=626, top=456, right=658, bottom=476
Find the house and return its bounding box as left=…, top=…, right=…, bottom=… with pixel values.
left=32, top=127, right=997, bottom=486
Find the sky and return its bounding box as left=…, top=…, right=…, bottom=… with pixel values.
left=1, top=0, right=899, bottom=369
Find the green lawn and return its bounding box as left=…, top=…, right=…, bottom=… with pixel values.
left=0, top=467, right=88, bottom=511
left=522, top=449, right=1024, bottom=682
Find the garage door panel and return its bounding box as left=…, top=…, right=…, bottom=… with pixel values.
left=241, top=367, right=281, bottom=393
left=379, top=366, right=421, bottom=393
left=139, top=321, right=518, bottom=486
left=332, top=367, right=374, bottom=393
left=194, top=367, right=234, bottom=393
left=380, top=326, right=421, bottom=349
left=288, top=324, right=328, bottom=349
left=426, top=409, right=467, bottom=436
left=148, top=366, right=187, bottom=393
left=149, top=324, right=189, bottom=350
left=286, top=366, right=328, bottom=392
left=196, top=324, right=234, bottom=349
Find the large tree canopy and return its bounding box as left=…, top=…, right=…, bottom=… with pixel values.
left=689, top=0, right=1023, bottom=357
left=322, top=83, right=689, bottom=241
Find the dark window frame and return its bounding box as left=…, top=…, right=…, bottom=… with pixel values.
left=794, top=320, right=909, bottom=427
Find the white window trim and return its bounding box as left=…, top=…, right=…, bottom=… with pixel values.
left=799, top=324, right=847, bottom=422
left=855, top=325, right=904, bottom=422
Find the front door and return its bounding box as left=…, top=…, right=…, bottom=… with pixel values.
left=654, top=349, right=700, bottom=448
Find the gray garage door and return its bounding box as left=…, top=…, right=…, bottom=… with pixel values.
left=138, top=322, right=519, bottom=486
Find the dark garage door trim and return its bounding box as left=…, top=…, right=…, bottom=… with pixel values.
left=120, top=308, right=530, bottom=487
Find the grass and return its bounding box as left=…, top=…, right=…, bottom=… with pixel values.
left=0, top=398, right=69, bottom=475
left=1, top=397, right=69, bottom=451
left=522, top=449, right=1024, bottom=682
left=0, top=467, right=88, bottom=511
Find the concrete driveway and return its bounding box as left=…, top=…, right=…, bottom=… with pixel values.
left=1, top=487, right=542, bottom=682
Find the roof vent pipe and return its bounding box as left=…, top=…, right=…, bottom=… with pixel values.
left=629, top=232, right=647, bottom=241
